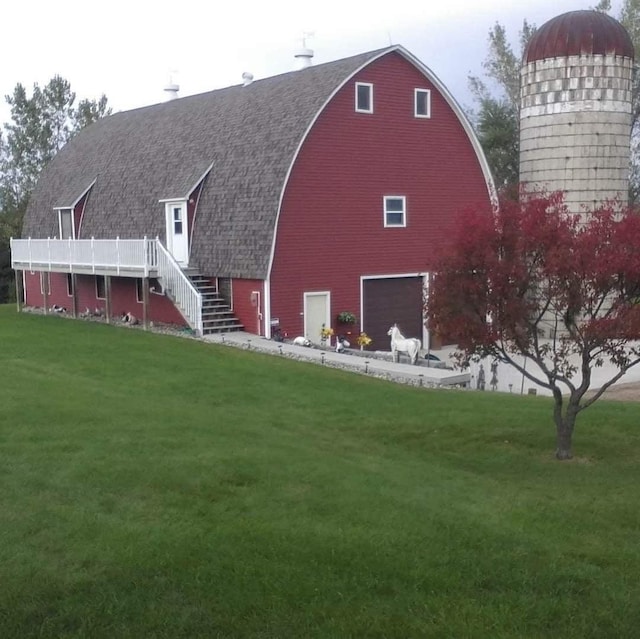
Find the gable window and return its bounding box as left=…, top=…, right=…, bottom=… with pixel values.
left=384, top=196, right=406, bottom=228
left=355, top=82, right=373, bottom=113
left=58, top=208, right=75, bottom=239
left=96, top=275, right=106, bottom=300
left=415, top=89, right=431, bottom=118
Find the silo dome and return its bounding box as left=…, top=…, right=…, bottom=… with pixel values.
left=525, top=10, right=634, bottom=63
left=519, top=10, right=634, bottom=216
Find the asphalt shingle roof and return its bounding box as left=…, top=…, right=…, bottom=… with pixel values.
left=23, top=48, right=390, bottom=278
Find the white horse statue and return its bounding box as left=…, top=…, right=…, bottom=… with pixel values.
left=387, top=324, right=421, bottom=365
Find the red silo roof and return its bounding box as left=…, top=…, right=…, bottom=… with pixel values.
left=524, top=10, right=634, bottom=63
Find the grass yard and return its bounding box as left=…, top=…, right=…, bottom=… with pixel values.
left=1, top=305, right=640, bottom=638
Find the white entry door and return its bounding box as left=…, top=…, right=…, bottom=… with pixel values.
left=166, top=202, right=189, bottom=265
left=304, top=292, right=330, bottom=345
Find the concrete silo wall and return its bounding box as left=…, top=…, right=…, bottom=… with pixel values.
left=520, top=54, right=633, bottom=214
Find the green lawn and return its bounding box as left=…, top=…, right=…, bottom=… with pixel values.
left=2, top=305, right=640, bottom=638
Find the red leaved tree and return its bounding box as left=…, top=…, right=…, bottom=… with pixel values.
left=427, top=191, right=640, bottom=459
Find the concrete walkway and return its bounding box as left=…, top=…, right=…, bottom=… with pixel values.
left=202, top=332, right=469, bottom=388
left=202, top=332, right=640, bottom=397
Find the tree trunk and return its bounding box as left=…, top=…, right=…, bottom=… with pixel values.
left=553, top=390, right=577, bottom=460
left=555, top=425, right=573, bottom=460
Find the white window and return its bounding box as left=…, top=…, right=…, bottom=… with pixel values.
left=415, top=89, right=431, bottom=118
left=66, top=274, right=74, bottom=297
left=58, top=208, right=75, bottom=239
left=355, top=82, right=373, bottom=113
left=384, top=196, right=406, bottom=228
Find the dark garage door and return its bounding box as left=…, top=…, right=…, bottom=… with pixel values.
left=362, top=276, right=424, bottom=352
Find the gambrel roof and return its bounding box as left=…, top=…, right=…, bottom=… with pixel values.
left=23, top=48, right=390, bottom=278
left=23, top=46, right=492, bottom=279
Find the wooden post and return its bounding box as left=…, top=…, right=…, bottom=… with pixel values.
left=71, top=273, right=78, bottom=318
left=142, top=277, right=150, bottom=331
left=15, top=270, right=23, bottom=312
left=42, top=273, right=49, bottom=315
left=105, top=275, right=112, bottom=324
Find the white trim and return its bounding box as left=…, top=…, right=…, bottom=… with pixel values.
left=396, top=47, right=496, bottom=206
left=383, top=195, right=406, bottom=228
left=187, top=162, right=214, bottom=197
left=188, top=167, right=211, bottom=252
left=53, top=178, right=97, bottom=209
left=303, top=290, right=331, bottom=343
left=58, top=208, right=75, bottom=240
left=251, top=289, right=262, bottom=336
left=40, top=271, right=50, bottom=295
left=158, top=197, right=187, bottom=204
left=355, top=82, right=373, bottom=113
left=264, top=279, right=272, bottom=338
left=164, top=200, right=189, bottom=265
left=267, top=45, right=497, bottom=280
left=157, top=163, right=214, bottom=203
left=414, top=88, right=431, bottom=118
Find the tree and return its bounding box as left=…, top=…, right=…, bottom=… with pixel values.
left=427, top=191, right=640, bottom=460
left=2, top=75, right=111, bottom=210
left=469, top=1, right=640, bottom=196
left=0, top=75, right=111, bottom=303
left=467, top=20, right=535, bottom=189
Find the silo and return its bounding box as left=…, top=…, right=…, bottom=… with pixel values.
left=520, top=10, right=634, bottom=215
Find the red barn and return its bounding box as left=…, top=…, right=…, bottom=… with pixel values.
left=12, top=46, right=493, bottom=350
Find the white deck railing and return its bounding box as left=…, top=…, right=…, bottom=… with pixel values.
left=154, top=242, right=203, bottom=336
left=10, top=237, right=157, bottom=275
left=10, top=237, right=203, bottom=336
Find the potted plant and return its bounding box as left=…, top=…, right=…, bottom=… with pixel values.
left=356, top=332, right=372, bottom=351
left=320, top=324, right=334, bottom=346
left=336, top=311, right=357, bottom=325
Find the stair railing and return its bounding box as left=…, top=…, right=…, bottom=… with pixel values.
left=152, top=239, right=203, bottom=336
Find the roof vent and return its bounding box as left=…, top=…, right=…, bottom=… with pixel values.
left=294, top=32, right=314, bottom=69
left=242, top=71, right=254, bottom=86
left=163, top=71, right=180, bottom=101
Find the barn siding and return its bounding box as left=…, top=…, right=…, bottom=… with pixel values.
left=270, top=50, right=490, bottom=339
left=23, top=272, right=186, bottom=326
left=231, top=278, right=265, bottom=336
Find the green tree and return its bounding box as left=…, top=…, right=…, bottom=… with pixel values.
left=470, top=1, right=640, bottom=196
left=3, top=75, right=110, bottom=210
left=0, top=75, right=111, bottom=303
left=468, top=20, right=535, bottom=189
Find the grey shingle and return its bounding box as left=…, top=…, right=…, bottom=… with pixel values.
left=23, top=48, right=390, bottom=278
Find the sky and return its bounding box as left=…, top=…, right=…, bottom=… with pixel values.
left=0, top=0, right=627, bottom=124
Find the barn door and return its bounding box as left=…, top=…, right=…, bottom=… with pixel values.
left=304, top=292, right=330, bottom=345
left=362, top=276, right=424, bottom=351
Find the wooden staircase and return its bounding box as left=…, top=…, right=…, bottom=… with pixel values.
left=184, top=270, right=244, bottom=335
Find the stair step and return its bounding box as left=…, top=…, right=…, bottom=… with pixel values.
left=181, top=270, right=243, bottom=336
left=203, top=318, right=241, bottom=327
left=202, top=309, right=236, bottom=317
left=203, top=324, right=244, bottom=334
left=202, top=298, right=228, bottom=306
